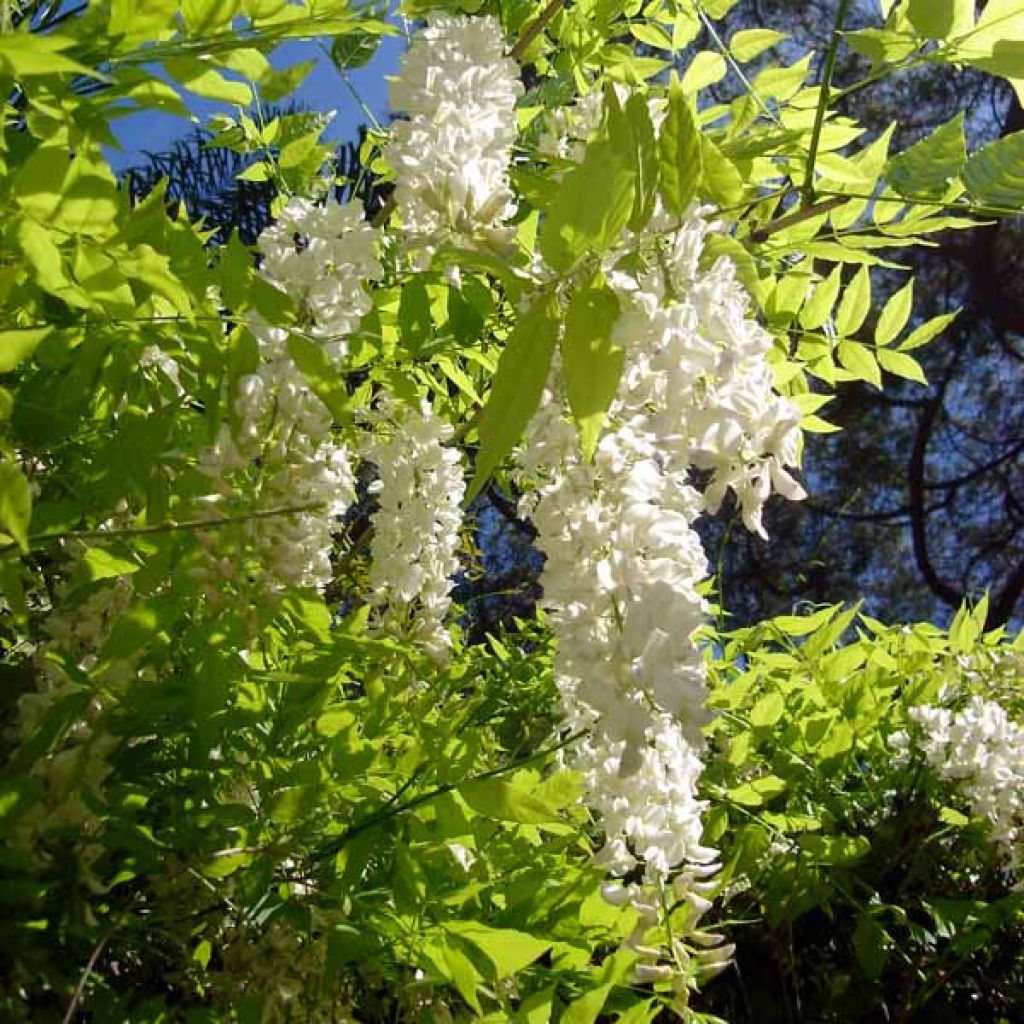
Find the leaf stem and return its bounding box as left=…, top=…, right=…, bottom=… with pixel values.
left=0, top=503, right=329, bottom=557
left=802, top=0, right=852, bottom=207
left=309, top=728, right=586, bottom=863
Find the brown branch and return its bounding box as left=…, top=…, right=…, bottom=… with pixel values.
left=748, top=196, right=847, bottom=243
left=509, top=0, right=568, bottom=61
left=62, top=924, right=116, bottom=1024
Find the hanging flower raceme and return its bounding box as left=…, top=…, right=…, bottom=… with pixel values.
left=360, top=396, right=466, bottom=662
left=258, top=197, right=381, bottom=363
left=522, top=205, right=805, bottom=884
left=195, top=198, right=379, bottom=601
left=890, top=697, right=1024, bottom=876
left=387, top=14, right=523, bottom=260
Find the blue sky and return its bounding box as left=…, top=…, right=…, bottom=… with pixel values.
left=107, top=32, right=404, bottom=170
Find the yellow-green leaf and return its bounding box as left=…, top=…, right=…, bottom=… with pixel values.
left=835, top=266, right=871, bottom=336
left=562, top=281, right=623, bottom=459
left=875, top=279, right=914, bottom=346
left=0, top=327, right=53, bottom=373
left=0, top=462, right=32, bottom=553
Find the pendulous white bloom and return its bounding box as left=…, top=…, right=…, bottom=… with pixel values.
left=522, top=206, right=805, bottom=890
left=894, top=697, right=1024, bottom=875
left=258, top=197, right=381, bottom=363
left=361, top=397, right=466, bottom=661
left=387, top=15, right=523, bottom=260
left=196, top=197, right=377, bottom=600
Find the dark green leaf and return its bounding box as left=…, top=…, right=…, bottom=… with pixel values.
left=963, top=130, right=1024, bottom=209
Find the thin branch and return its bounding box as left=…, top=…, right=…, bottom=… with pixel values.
left=509, top=0, right=568, bottom=61
left=748, top=196, right=847, bottom=243
left=0, top=502, right=328, bottom=557
left=802, top=0, right=852, bottom=207
left=62, top=923, right=116, bottom=1024
left=309, top=728, right=586, bottom=863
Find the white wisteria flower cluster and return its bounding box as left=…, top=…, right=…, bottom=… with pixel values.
left=196, top=196, right=384, bottom=599
left=258, top=197, right=381, bottom=363
left=890, top=697, right=1024, bottom=875
left=361, top=398, right=466, bottom=662
left=196, top=319, right=358, bottom=599
left=387, top=14, right=523, bottom=260
left=521, top=205, right=805, bottom=890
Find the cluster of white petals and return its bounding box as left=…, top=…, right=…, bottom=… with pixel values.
left=361, top=398, right=466, bottom=661
left=521, top=207, right=805, bottom=887
left=607, top=206, right=805, bottom=538
left=197, top=321, right=357, bottom=599
left=387, top=15, right=523, bottom=259
left=258, top=197, right=381, bottom=363
left=196, top=198, right=379, bottom=599
left=890, top=697, right=1024, bottom=874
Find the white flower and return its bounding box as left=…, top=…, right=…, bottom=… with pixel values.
left=387, top=15, right=523, bottom=260
left=903, top=697, right=1024, bottom=873
left=258, top=197, right=381, bottom=363
left=361, top=397, right=466, bottom=661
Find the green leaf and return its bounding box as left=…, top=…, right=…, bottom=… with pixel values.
left=120, top=246, right=193, bottom=315
left=285, top=335, right=352, bottom=422
left=730, top=28, right=788, bottom=61
left=877, top=348, right=927, bottom=385
left=538, top=128, right=635, bottom=272
left=467, top=295, right=560, bottom=500
left=0, top=462, right=32, bottom=553
left=192, top=939, right=213, bottom=970
left=164, top=58, right=252, bottom=104
left=623, top=92, right=659, bottom=231
left=699, top=135, right=744, bottom=208
left=459, top=776, right=560, bottom=824
left=907, top=0, right=974, bottom=39
left=82, top=547, right=140, bottom=581
left=562, top=281, right=623, bottom=458
left=886, top=114, right=966, bottom=198
left=182, top=0, right=242, bottom=33
left=332, top=28, right=381, bottom=69
left=853, top=913, right=891, bottom=980
left=15, top=145, right=119, bottom=237
left=220, top=231, right=253, bottom=311
left=659, top=74, right=703, bottom=217
left=0, top=33, right=99, bottom=78
left=963, top=130, right=1024, bottom=209
left=16, top=218, right=90, bottom=308
left=875, top=279, right=914, bottom=346
left=900, top=310, right=958, bottom=350
left=680, top=51, right=727, bottom=93
left=440, top=939, right=483, bottom=1013
left=799, top=266, right=842, bottom=331
left=749, top=691, right=785, bottom=728
left=443, top=922, right=551, bottom=980
left=838, top=341, right=882, bottom=388
left=0, top=327, right=53, bottom=373
left=516, top=986, right=556, bottom=1024
left=835, top=266, right=871, bottom=336
left=701, top=234, right=759, bottom=295
left=562, top=984, right=614, bottom=1024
